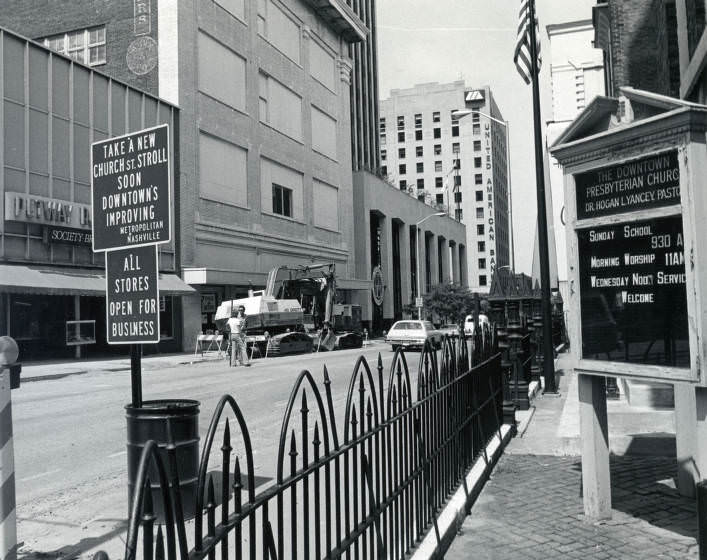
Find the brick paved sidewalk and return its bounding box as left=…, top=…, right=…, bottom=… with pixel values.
left=445, top=454, right=697, bottom=559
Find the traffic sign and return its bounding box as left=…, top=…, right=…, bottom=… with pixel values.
left=106, top=245, right=160, bottom=344
left=91, top=124, right=171, bottom=251
left=415, top=297, right=424, bottom=308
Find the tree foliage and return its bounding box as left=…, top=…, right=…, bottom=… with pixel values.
left=405, top=283, right=478, bottom=325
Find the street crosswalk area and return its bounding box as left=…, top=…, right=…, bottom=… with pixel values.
left=446, top=454, right=697, bottom=559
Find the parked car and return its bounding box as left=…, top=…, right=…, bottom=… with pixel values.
left=385, top=320, right=442, bottom=351
left=463, top=313, right=489, bottom=335
left=438, top=323, right=461, bottom=337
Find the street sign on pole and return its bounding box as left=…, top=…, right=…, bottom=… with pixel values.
left=91, top=124, right=171, bottom=251
left=105, top=245, right=160, bottom=345
left=415, top=296, right=424, bottom=308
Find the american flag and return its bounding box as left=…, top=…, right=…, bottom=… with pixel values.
left=513, top=0, right=542, bottom=84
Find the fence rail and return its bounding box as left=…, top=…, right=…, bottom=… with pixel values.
left=101, top=329, right=504, bottom=560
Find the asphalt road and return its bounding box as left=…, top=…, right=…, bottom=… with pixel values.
left=13, top=343, right=422, bottom=559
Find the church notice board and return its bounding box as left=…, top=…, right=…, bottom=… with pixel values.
left=571, top=149, right=693, bottom=381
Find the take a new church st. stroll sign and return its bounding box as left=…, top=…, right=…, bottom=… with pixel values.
left=91, top=123, right=171, bottom=252
left=91, top=124, right=171, bottom=347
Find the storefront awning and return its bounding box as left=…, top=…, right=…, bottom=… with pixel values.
left=0, top=264, right=196, bottom=296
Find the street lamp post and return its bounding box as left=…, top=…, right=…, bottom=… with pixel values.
left=451, top=109, right=515, bottom=270
left=415, top=212, right=446, bottom=320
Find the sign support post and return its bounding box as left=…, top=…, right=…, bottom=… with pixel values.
left=130, top=344, right=142, bottom=408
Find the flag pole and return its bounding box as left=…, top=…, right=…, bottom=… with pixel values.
left=527, top=0, right=557, bottom=393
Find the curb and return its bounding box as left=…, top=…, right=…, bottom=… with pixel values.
left=410, top=424, right=513, bottom=560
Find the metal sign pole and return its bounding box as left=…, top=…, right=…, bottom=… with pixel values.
left=130, top=344, right=142, bottom=408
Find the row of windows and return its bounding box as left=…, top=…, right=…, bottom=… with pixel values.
left=381, top=143, right=461, bottom=161
left=394, top=175, right=464, bottom=190
left=41, top=25, right=107, bottom=67
left=380, top=125, right=460, bottom=145
left=380, top=109, right=465, bottom=132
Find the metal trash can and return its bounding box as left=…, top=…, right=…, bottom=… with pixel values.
left=126, top=399, right=200, bottom=521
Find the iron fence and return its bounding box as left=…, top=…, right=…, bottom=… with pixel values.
left=99, top=329, right=504, bottom=560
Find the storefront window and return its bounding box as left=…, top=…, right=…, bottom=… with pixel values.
left=160, top=296, right=174, bottom=339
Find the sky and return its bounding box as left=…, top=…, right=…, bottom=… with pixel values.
left=376, top=0, right=597, bottom=274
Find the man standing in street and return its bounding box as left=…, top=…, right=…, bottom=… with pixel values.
left=227, top=305, right=250, bottom=367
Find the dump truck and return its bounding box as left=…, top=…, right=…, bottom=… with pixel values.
left=214, top=263, right=362, bottom=356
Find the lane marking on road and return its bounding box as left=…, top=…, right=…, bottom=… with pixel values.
left=108, top=450, right=127, bottom=458
left=18, top=468, right=61, bottom=483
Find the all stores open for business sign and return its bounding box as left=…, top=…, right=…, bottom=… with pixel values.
left=91, top=123, right=171, bottom=252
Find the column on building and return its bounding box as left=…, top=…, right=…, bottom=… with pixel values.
left=398, top=219, right=411, bottom=312
left=439, top=236, right=449, bottom=283
left=459, top=244, right=467, bottom=287
left=450, top=241, right=459, bottom=284
left=380, top=213, right=395, bottom=320
left=426, top=231, right=438, bottom=293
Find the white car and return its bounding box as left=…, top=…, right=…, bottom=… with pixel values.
left=385, top=320, right=442, bottom=351
left=463, top=314, right=489, bottom=335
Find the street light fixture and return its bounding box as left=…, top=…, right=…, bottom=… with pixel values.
left=415, top=212, right=446, bottom=320
left=451, top=109, right=515, bottom=271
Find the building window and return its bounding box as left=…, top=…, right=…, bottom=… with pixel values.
left=398, top=131, right=405, bottom=143
left=475, top=174, right=483, bottom=185
left=379, top=117, right=386, bottom=132
left=434, top=144, right=442, bottom=155
left=478, top=241, right=486, bottom=252
left=272, top=184, right=293, bottom=217
left=418, top=193, right=426, bottom=202
left=476, top=207, right=484, bottom=219
left=433, top=111, right=440, bottom=123
left=455, top=209, right=463, bottom=221
left=381, top=133, right=386, bottom=145
left=399, top=180, right=407, bottom=190
left=42, top=26, right=107, bottom=66
left=454, top=191, right=462, bottom=203
left=433, top=128, right=441, bottom=139
left=473, top=140, right=481, bottom=151
left=472, top=112, right=480, bottom=122
left=475, top=190, right=483, bottom=201
left=452, top=143, right=460, bottom=154
left=398, top=147, right=406, bottom=158
left=474, top=157, right=482, bottom=168
left=452, top=125, right=459, bottom=137
left=416, top=162, right=424, bottom=173
left=417, top=178, right=424, bottom=189
left=472, top=123, right=481, bottom=135
left=415, top=130, right=423, bottom=141
left=453, top=158, right=461, bottom=170
left=399, top=164, right=406, bottom=175
left=434, top=160, right=443, bottom=172
left=381, top=149, right=387, bottom=161
left=435, top=177, right=443, bottom=188
left=436, top=193, right=444, bottom=204
left=454, top=175, right=461, bottom=187
left=479, top=275, right=487, bottom=286
left=414, top=113, right=422, bottom=128
left=416, top=146, right=423, bottom=157
left=478, top=258, right=486, bottom=269
left=477, top=224, right=484, bottom=235
left=381, top=165, right=387, bottom=176
left=397, top=115, right=405, bottom=130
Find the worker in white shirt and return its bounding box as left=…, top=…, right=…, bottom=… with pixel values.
left=227, top=305, right=250, bottom=367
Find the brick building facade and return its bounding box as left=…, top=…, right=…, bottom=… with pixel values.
left=593, top=0, right=680, bottom=100
left=0, top=1, right=159, bottom=94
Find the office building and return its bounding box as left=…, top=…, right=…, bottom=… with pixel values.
left=379, top=81, right=510, bottom=292
left=545, top=20, right=605, bottom=303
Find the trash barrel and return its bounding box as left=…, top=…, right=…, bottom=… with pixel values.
left=126, top=399, right=200, bottom=521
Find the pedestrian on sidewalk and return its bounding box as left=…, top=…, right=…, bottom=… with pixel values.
left=227, top=305, right=250, bottom=367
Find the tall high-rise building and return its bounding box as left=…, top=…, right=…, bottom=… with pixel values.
left=545, top=20, right=605, bottom=303
left=379, top=81, right=510, bottom=292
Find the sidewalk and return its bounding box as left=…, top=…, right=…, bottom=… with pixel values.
left=445, top=353, right=697, bottom=559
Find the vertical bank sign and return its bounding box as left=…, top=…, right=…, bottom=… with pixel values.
left=91, top=123, right=171, bottom=251
left=484, top=122, right=496, bottom=272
